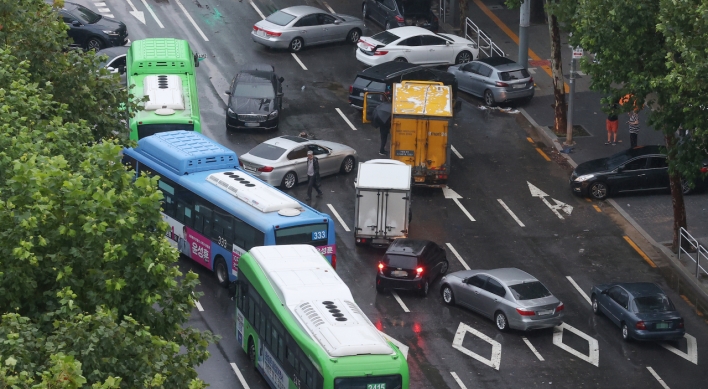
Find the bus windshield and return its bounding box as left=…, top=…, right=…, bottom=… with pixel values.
left=334, top=375, right=403, bottom=389
left=138, top=123, right=194, bottom=139
left=275, top=223, right=328, bottom=246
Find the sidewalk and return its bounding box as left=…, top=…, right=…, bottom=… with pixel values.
left=439, top=0, right=708, bottom=304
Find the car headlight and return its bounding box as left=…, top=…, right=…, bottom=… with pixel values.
left=268, top=110, right=279, bottom=119
left=467, top=43, right=477, bottom=49
left=574, top=174, right=595, bottom=182
left=227, top=107, right=235, bottom=115
left=103, top=30, right=119, bottom=36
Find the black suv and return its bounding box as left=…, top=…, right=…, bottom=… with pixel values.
left=49, top=1, right=128, bottom=51
left=376, top=239, right=449, bottom=296
left=225, top=64, right=284, bottom=131
left=362, top=0, right=439, bottom=32
left=349, top=62, right=458, bottom=110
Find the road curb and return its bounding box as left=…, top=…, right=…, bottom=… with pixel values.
left=516, top=107, right=708, bottom=309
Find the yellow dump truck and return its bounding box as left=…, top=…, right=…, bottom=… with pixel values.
left=390, top=81, right=453, bottom=187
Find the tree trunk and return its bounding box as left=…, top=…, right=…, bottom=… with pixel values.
left=459, top=0, right=468, bottom=37
left=545, top=1, right=567, bottom=135
left=665, top=134, right=687, bottom=250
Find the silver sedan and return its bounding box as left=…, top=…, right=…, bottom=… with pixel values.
left=251, top=6, right=367, bottom=53
left=239, top=135, right=357, bottom=189
left=440, top=268, right=564, bottom=331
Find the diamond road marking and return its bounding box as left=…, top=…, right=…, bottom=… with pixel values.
left=452, top=322, right=501, bottom=370
left=552, top=323, right=599, bottom=366
left=661, top=334, right=697, bottom=364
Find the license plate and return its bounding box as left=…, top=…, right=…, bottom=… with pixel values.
left=656, top=322, right=669, bottom=329
left=414, top=176, right=425, bottom=183
left=244, top=122, right=259, bottom=127
left=359, top=92, right=364, bottom=97
left=257, top=29, right=265, bottom=37
left=513, top=84, right=525, bottom=89
left=244, top=166, right=256, bottom=172
left=390, top=270, right=407, bottom=277
left=537, top=309, right=553, bottom=316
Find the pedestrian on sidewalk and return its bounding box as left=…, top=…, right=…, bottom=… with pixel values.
left=627, top=108, right=640, bottom=148
left=605, top=100, right=619, bottom=145
left=305, top=150, right=322, bottom=201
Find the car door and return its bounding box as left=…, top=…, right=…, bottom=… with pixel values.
left=479, top=277, right=506, bottom=318
left=60, top=10, right=85, bottom=47
left=604, top=286, right=627, bottom=326
left=317, top=13, right=340, bottom=43
left=371, top=0, right=386, bottom=25
left=458, top=275, right=488, bottom=311
left=608, top=157, right=650, bottom=193
left=380, top=0, right=398, bottom=26
left=309, top=144, right=336, bottom=175
left=419, top=35, right=454, bottom=65
left=646, top=156, right=670, bottom=190
left=455, top=62, right=478, bottom=95
left=424, top=245, right=442, bottom=279
left=475, top=64, right=495, bottom=95
left=287, top=146, right=309, bottom=180
left=293, top=14, right=321, bottom=45
left=395, top=36, right=424, bottom=63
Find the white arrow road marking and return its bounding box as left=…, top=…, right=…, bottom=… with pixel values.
left=552, top=323, right=599, bottom=367
left=230, top=362, right=252, bottom=389
left=442, top=187, right=475, bottom=221
left=445, top=243, right=470, bottom=270
left=497, top=199, right=525, bottom=227
left=660, top=334, right=697, bottom=364
left=451, top=145, right=463, bottom=159
left=125, top=0, right=145, bottom=24
left=141, top=0, right=164, bottom=28
left=522, top=337, right=544, bottom=361
left=566, top=276, right=592, bottom=306
left=528, top=67, right=537, bottom=74
left=249, top=0, right=265, bottom=19
left=380, top=332, right=409, bottom=359
left=335, top=108, right=358, bottom=131
left=452, top=323, right=502, bottom=370
left=326, top=204, right=350, bottom=232
left=174, top=0, right=209, bottom=41
left=646, top=367, right=670, bottom=389
left=450, top=372, right=468, bottom=389
left=528, top=181, right=573, bottom=219
left=390, top=290, right=410, bottom=313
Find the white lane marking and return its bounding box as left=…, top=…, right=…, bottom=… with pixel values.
left=497, top=199, right=525, bottom=227
left=195, top=300, right=204, bottom=311
left=174, top=0, right=209, bottom=41
left=442, top=187, right=475, bottom=221
left=335, top=108, right=358, bottom=131
left=451, top=145, right=463, bottom=159
left=453, top=198, right=476, bottom=221
left=141, top=0, right=164, bottom=28
left=390, top=290, right=410, bottom=313
left=450, top=372, right=468, bottom=389
left=322, top=1, right=336, bottom=14
left=527, top=67, right=537, bottom=74
left=230, top=362, right=252, bottom=389
left=125, top=0, right=145, bottom=24
left=552, top=323, right=599, bottom=367
left=566, top=276, right=592, bottom=306
left=326, top=204, right=350, bottom=232
left=452, top=322, right=502, bottom=370
left=522, top=337, right=544, bottom=361
left=98, top=7, right=111, bottom=12
left=445, top=243, right=471, bottom=270
left=95, top=2, right=107, bottom=6
left=291, top=53, right=308, bottom=70
left=249, top=0, right=265, bottom=19
left=646, top=367, right=670, bottom=389
left=528, top=181, right=573, bottom=219
left=660, top=334, right=697, bottom=364
left=104, top=13, right=115, bottom=17
left=380, top=332, right=409, bottom=359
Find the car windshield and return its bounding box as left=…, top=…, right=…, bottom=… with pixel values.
left=606, top=153, right=631, bottom=169
left=233, top=83, right=274, bottom=99
left=499, top=69, right=530, bottom=81
left=634, top=295, right=675, bottom=313
left=73, top=5, right=101, bottom=24
left=248, top=143, right=286, bottom=160
left=508, top=281, right=552, bottom=300
left=265, top=10, right=296, bottom=26
left=371, top=31, right=400, bottom=45
left=383, top=254, right=418, bottom=269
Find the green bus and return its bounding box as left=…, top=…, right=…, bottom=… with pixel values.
left=235, top=245, right=409, bottom=389
left=126, top=38, right=204, bottom=140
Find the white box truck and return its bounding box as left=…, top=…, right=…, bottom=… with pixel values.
left=354, top=159, right=412, bottom=247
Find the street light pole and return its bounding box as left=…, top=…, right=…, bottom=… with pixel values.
left=518, top=0, right=530, bottom=68
left=566, top=47, right=579, bottom=146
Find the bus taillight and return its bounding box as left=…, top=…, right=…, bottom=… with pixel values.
left=331, top=254, right=337, bottom=270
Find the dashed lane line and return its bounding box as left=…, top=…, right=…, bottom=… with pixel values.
left=174, top=0, right=209, bottom=41
left=646, top=367, right=670, bottom=389
left=497, top=199, right=525, bottom=227
left=195, top=300, right=204, bottom=312
left=593, top=205, right=602, bottom=212
left=249, top=0, right=266, bottom=19
left=230, top=362, right=252, bottom=389
left=326, top=204, right=350, bottom=232
left=141, top=0, right=164, bottom=28
left=526, top=137, right=534, bottom=143
left=322, top=1, right=336, bottom=13
left=450, top=372, right=468, bottom=389
left=451, top=145, right=463, bottom=159
left=623, top=236, right=657, bottom=268
left=445, top=243, right=471, bottom=270
left=566, top=276, right=591, bottom=306
left=390, top=290, right=410, bottom=313
left=291, top=53, right=308, bottom=70
left=522, top=337, right=544, bottom=361
left=335, top=108, right=358, bottom=131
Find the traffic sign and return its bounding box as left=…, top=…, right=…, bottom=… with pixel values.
left=573, top=47, right=584, bottom=59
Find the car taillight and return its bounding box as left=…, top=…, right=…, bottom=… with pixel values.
left=678, top=320, right=684, bottom=328
left=331, top=254, right=336, bottom=270
left=516, top=307, right=535, bottom=316
left=238, top=159, right=244, bottom=167
left=701, top=167, right=708, bottom=173
left=529, top=77, right=534, bottom=84
left=395, top=15, right=404, bottom=23
left=378, top=263, right=384, bottom=274
left=349, top=85, right=353, bottom=93
left=266, top=30, right=282, bottom=37
left=416, top=267, right=424, bottom=276
left=374, top=51, right=389, bottom=56
left=636, top=321, right=646, bottom=330
left=253, top=25, right=259, bottom=32
left=257, top=166, right=274, bottom=172
left=556, top=302, right=564, bottom=312
left=495, top=81, right=509, bottom=87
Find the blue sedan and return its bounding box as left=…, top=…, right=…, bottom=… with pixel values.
left=590, top=282, right=684, bottom=341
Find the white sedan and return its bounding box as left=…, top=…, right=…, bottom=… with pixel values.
left=356, top=26, right=479, bottom=67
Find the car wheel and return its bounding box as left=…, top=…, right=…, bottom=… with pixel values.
left=289, top=37, right=304, bottom=53
left=394, top=57, right=407, bottom=63
left=214, top=257, right=229, bottom=288
left=484, top=89, right=496, bottom=107
left=347, top=29, right=362, bottom=44
left=589, top=181, right=608, bottom=200
left=591, top=295, right=601, bottom=315
left=420, top=280, right=430, bottom=297
left=248, top=338, right=257, bottom=368
left=85, top=37, right=103, bottom=51
left=340, top=156, right=355, bottom=174
left=362, top=3, right=368, bottom=19
left=455, top=50, right=473, bottom=64
left=280, top=171, right=297, bottom=190
left=681, top=178, right=693, bottom=195
left=441, top=285, right=455, bottom=305
left=621, top=322, right=631, bottom=342
left=495, top=311, right=509, bottom=332
left=440, top=260, right=449, bottom=275
left=385, top=21, right=392, bottom=30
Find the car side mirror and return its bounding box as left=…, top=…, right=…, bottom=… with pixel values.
left=601, top=289, right=608, bottom=295
left=225, top=91, right=231, bottom=95
left=107, top=66, right=116, bottom=73
left=446, top=41, right=450, bottom=46
left=334, top=19, right=341, bottom=25
left=278, top=77, right=285, bottom=83
left=71, top=20, right=81, bottom=27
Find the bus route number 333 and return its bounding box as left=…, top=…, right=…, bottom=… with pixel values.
left=312, top=230, right=327, bottom=240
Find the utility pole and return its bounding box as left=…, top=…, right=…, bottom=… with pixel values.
left=566, top=46, right=581, bottom=146
left=518, top=0, right=530, bottom=68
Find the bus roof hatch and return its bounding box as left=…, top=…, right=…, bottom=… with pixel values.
left=134, top=131, right=238, bottom=175
left=143, top=75, right=185, bottom=111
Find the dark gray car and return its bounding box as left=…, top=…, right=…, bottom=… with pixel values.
left=447, top=57, right=534, bottom=106
left=362, top=0, right=439, bottom=32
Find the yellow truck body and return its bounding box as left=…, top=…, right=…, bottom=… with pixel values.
left=390, top=81, right=452, bottom=187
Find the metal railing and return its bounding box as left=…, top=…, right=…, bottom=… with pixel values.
left=678, top=227, right=708, bottom=278
left=465, top=17, right=505, bottom=58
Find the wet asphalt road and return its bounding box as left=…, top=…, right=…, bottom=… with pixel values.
left=90, top=0, right=708, bottom=387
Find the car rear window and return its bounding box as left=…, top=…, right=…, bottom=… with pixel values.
left=371, top=31, right=400, bottom=45
left=265, top=10, right=296, bottom=26
left=634, top=295, right=675, bottom=313
left=248, top=143, right=287, bottom=160
left=499, top=69, right=530, bottom=81
left=352, top=77, right=386, bottom=91
left=383, top=254, right=418, bottom=269
left=508, top=281, right=552, bottom=300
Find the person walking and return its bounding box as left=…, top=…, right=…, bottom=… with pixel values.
left=379, top=121, right=390, bottom=155
left=605, top=100, right=619, bottom=145
left=627, top=109, right=640, bottom=148
left=306, top=150, right=322, bottom=201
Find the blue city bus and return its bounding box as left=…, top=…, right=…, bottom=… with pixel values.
left=122, top=131, right=337, bottom=286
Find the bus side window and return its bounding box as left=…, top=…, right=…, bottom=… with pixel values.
left=237, top=277, right=248, bottom=311
left=247, top=295, right=256, bottom=324
left=157, top=179, right=177, bottom=217
left=193, top=201, right=213, bottom=237
left=254, top=307, right=261, bottom=333
left=212, top=209, right=234, bottom=248
left=258, top=307, right=266, bottom=339
left=234, top=218, right=265, bottom=250
left=265, top=319, right=272, bottom=346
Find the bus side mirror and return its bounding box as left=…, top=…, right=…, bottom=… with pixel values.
left=228, top=281, right=239, bottom=300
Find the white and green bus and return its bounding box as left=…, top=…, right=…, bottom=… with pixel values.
left=235, top=245, right=409, bottom=389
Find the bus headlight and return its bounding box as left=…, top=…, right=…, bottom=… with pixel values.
left=268, top=110, right=279, bottom=119
left=574, top=174, right=595, bottom=182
